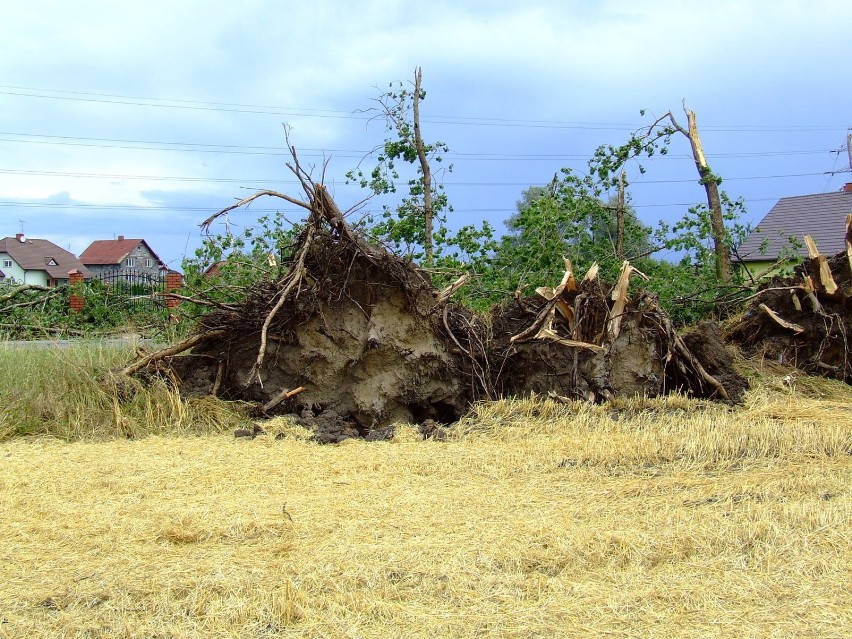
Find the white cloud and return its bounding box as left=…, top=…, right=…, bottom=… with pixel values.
left=1, top=0, right=850, bottom=267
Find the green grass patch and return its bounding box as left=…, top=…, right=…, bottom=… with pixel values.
left=0, top=341, right=249, bottom=441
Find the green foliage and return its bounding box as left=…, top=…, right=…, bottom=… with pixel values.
left=182, top=212, right=301, bottom=307
left=0, top=281, right=173, bottom=339
left=634, top=195, right=753, bottom=324
left=346, top=79, right=452, bottom=262
left=478, top=170, right=653, bottom=300
left=655, top=193, right=750, bottom=272
left=0, top=284, right=68, bottom=337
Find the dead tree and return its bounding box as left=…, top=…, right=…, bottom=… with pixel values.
left=666, top=104, right=732, bottom=284
left=412, top=66, right=434, bottom=263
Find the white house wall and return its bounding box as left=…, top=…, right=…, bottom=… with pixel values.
left=0, top=252, right=31, bottom=285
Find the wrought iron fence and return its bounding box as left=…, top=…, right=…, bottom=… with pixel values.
left=91, top=269, right=168, bottom=311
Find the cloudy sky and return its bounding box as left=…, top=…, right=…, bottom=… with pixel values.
left=2, top=0, right=850, bottom=269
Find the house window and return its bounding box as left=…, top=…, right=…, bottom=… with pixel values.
left=145, top=259, right=153, bottom=268
left=2, top=260, right=11, bottom=268
left=125, top=258, right=135, bottom=267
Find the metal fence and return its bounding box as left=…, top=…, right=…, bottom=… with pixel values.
left=91, top=269, right=168, bottom=310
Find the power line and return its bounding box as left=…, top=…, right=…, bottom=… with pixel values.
left=0, top=167, right=829, bottom=185
left=0, top=131, right=836, bottom=161
left=0, top=196, right=786, bottom=212
left=1, top=85, right=846, bottom=132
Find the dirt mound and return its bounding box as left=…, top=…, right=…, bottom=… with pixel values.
left=490, top=274, right=747, bottom=404
left=172, top=225, right=468, bottom=429
left=125, top=166, right=746, bottom=436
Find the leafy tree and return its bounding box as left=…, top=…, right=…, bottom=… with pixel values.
left=182, top=211, right=300, bottom=306
left=490, top=169, right=653, bottom=294
left=589, top=103, right=735, bottom=283
left=346, top=68, right=452, bottom=264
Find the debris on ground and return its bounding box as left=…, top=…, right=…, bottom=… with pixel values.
left=728, top=216, right=852, bottom=383
left=120, top=150, right=748, bottom=439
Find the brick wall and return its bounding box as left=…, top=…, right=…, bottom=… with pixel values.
left=68, top=270, right=85, bottom=313
left=165, top=272, right=183, bottom=308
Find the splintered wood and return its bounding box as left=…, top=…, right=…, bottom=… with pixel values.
left=512, top=259, right=648, bottom=349
left=512, top=259, right=604, bottom=352
left=607, top=261, right=649, bottom=342
left=805, top=235, right=839, bottom=296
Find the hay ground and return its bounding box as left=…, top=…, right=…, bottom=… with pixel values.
left=1, top=384, right=851, bottom=638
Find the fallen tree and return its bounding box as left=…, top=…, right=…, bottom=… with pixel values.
left=728, top=217, right=852, bottom=381
left=488, top=260, right=746, bottom=404
left=120, top=147, right=747, bottom=438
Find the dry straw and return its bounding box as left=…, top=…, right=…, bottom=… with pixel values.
left=1, top=371, right=851, bottom=638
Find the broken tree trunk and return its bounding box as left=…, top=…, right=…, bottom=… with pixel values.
left=412, top=66, right=434, bottom=264
left=665, top=104, right=732, bottom=284
left=804, top=235, right=839, bottom=296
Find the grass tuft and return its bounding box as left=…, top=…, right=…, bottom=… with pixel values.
left=0, top=341, right=249, bottom=441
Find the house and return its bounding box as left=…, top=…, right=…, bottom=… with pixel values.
left=0, top=234, right=92, bottom=286
left=79, top=235, right=168, bottom=280
left=738, top=183, right=852, bottom=276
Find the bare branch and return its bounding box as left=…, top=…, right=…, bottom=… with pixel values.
left=201, top=190, right=310, bottom=232
left=0, top=283, right=52, bottom=305
left=121, top=330, right=227, bottom=377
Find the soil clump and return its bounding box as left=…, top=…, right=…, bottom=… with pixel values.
left=728, top=237, right=852, bottom=382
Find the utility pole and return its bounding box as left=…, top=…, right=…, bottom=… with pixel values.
left=847, top=131, right=851, bottom=172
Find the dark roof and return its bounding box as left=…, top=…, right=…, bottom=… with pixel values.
left=738, top=190, right=852, bottom=261
left=79, top=237, right=165, bottom=267
left=0, top=236, right=92, bottom=279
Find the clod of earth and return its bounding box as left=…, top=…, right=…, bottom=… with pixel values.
left=123, top=153, right=746, bottom=440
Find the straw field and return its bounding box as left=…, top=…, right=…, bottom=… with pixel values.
left=2, top=371, right=851, bottom=638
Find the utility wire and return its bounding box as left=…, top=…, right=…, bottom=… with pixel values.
left=1, top=85, right=846, bottom=132
left=0, top=167, right=829, bottom=185
left=0, top=197, right=788, bottom=212
left=0, top=131, right=836, bottom=160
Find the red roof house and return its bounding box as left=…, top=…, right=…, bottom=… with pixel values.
left=0, top=234, right=91, bottom=286
left=80, top=235, right=167, bottom=278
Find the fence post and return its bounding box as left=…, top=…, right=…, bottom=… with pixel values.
left=68, top=270, right=85, bottom=313
left=165, top=272, right=183, bottom=308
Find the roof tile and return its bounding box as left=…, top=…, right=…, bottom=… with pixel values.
left=738, top=191, right=852, bottom=260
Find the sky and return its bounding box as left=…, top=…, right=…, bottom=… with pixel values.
left=1, top=0, right=850, bottom=271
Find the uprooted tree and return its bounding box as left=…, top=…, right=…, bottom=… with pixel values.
left=119, top=141, right=747, bottom=438
left=728, top=216, right=852, bottom=382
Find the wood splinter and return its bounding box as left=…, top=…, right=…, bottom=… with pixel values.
left=759, top=303, right=806, bottom=334
left=804, top=235, right=838, bottom=296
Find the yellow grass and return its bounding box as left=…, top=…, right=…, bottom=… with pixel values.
left=1, top=380, right=851, bottom=638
